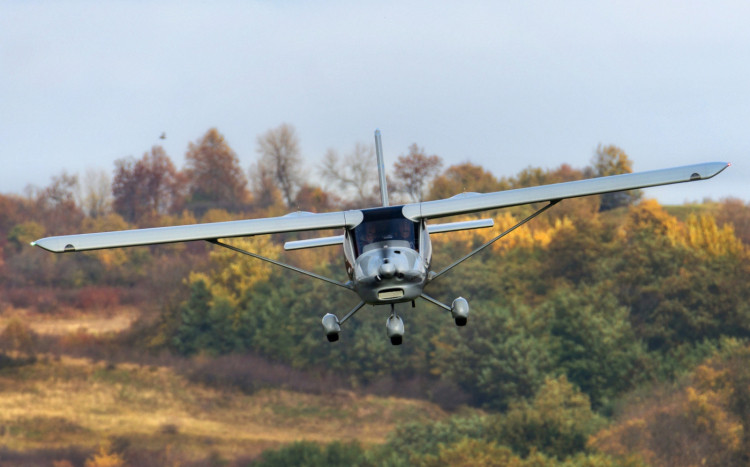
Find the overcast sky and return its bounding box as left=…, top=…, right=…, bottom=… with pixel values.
left=2, top=1, right=747, bottom=205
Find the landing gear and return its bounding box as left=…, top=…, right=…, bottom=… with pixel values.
left=451, top=297, right=469, bottom=326
left=321, top=301, right=367, bottom=343
left=321, top=313, right=341, bottom=342
left=386, top=304, right=404, bottom=346
left=420, top=293, right=470, bottom=327
left=322, top=302, right=407, bottom=345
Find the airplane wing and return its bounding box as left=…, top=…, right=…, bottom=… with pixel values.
left=33, top=162, right=729, bottom=253
left=402, top=162, right=730, bottom=220
left=32, top=210, right=364, bottom=253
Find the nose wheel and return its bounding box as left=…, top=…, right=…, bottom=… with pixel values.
left=386, top=304, right=405, bottom=345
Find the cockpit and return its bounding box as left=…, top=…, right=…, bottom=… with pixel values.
left=352, top=206, right=418, bottom=256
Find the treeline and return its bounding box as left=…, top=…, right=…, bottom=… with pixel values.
left=2, top=126, right=750, bottom=465
left=0, top=125, right=664, bottom=309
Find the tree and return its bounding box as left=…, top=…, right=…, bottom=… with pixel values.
left=185, top=128, right=248, bottom=213
left=76, top=168, right=112, bottom=218
left=489, top=376, right=604, bottom=459
left=249, top=158, right=285, bottom=213
left=33, top=172, right=84, bottom=234
left=716, top=197, right=750, bottom=245
left=435, top=304, right=557, bottom=410
left=392, top=144, right=443, bottom=202
left=319, top=143, right=380, bottom=207
left=172, top=279, right=213, bottom=355
left=547, top=284, right=645, bottom=408
left=589, top=144, right=641, bottom=211
left=112, top=146, right=183, bottom=224
left=427, top=162, right=505, bottom=200
left=255, top=123, right=304, bottom=207
left=293, top=184, right=337, bottom=212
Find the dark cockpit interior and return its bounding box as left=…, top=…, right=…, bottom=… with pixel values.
left=353, top=206, right=418, bottom=255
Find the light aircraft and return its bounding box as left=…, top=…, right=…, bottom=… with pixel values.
left=33, top=131, right=730, bottom=345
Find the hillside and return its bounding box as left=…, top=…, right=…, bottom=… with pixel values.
left=0, top=355, right=451, bottom=465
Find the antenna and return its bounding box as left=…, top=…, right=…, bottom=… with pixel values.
left=374, top=129, right=389, bottom=206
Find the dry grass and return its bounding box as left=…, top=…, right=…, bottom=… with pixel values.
left=0, top=307, right=140, bottom=336
left=0, top=356, right=449, bottom=461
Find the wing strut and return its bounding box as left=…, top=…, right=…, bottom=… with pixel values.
left=419, top=292, right=451, bottom=311
left=339, top=300, right=366, bottom=324
left=428, top=200, right=559, bottom=282
left=208, top=240, right=354, bottom=291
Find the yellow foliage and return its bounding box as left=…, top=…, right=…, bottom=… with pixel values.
left=681, top=214, right=745, bottom=257
left=685, top=363, right=742, bottom=450
left=625, top=199, right=683, bottom=239
left=429, top=212, right=560, bottom=255
left=84, top=444, right=125, bottom=467
left=190, top=236, right=281, bottom=306
left=489, top=212, right=559, bottom=252
left=201, top=208, right=235, bottom=223
left=161, top=210, right=198, bottom=227
left=624, top=200, right=746, bottom=257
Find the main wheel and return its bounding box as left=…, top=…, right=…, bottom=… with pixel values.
left=390, top=335, right=403, bottom=346
left=326, top=332, right=340, bottom=342
left=454, top=316, right=467, bottom=327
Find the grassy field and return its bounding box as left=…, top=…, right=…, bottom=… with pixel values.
left=0, top=355, right=450, bottom=464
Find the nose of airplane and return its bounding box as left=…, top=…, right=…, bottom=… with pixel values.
left=379, top=260, right=396, bottom=279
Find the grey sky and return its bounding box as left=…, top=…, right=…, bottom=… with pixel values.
left=2, top=1, right=747, bottom=205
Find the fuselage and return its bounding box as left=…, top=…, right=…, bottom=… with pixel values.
left=343, top=206, right=432, bottom=305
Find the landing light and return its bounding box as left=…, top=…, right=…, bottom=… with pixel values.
left=378, top=289, right=404, bottom=300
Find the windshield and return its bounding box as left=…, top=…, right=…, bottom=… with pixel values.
left=354, top=218, right=416, bottom=255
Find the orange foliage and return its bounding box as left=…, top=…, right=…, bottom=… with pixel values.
left=590, top=342, right=750, bottom=465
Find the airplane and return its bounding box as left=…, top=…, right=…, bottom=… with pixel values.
left=32, top=130, right=730, bottom=345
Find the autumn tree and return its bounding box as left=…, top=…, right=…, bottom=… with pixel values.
left=0, top=194, right=28, bottom=240
left=427, top=162, right=505, bottom=200
left=293, top=184, right=337, bottom=212
left=112, top=146, right=183, bottom=225
left=255, top=123, right=304, bottom=207
left=319, top=143, right=380, bottom=207
left=185, top=128, right=248, bottom=214
left=392, top=144, right=443, bottom=202
left=249, top=159, right=286, bottom=214
left=488, top=376, right=604, bottom=459
left=716, top=197, right=750, bottom=245
left=33, top=172, right=84, bottom=234
left=589, top=144, right=641, bottom=211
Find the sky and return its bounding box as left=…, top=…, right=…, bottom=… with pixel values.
left=1, top=0, right=748, bottom=205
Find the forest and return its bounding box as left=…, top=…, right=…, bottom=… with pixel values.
left=1, top=124, right=750, bottom=466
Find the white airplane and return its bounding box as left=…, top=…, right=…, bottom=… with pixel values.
left=33, top=131, right=730, bottom=345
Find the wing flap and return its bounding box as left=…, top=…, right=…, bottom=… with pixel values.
left=33, top=210, right=363, bottom=253
left=403, top=162, right=729, bottom=220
